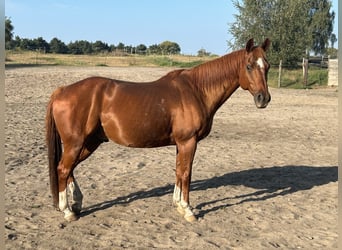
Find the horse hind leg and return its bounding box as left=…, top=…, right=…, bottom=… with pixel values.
left=67, top=175, right=83, bottom=215
left=57, top=144, right=83, bottom=221
left=67, top=135, right=105, bottom=217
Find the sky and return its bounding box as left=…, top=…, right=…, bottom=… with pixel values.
left=5, top=0, right=339, bottom=56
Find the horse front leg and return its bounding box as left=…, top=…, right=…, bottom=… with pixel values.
left=173, top=137, right=197, bottom=222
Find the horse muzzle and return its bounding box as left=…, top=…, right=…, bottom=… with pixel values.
left=254, top=92, right=271, bottom=109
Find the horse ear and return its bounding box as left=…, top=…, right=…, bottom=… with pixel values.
left=262, top=38, right=271, bottom=51
left=245, top=38, right=254, bottom=53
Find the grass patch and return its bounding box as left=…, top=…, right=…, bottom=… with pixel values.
left=149, top=56, right=205, bottom=68
left=268, top=66, right=328, bottom=89
left=5, top=50, right=212, bottom=68
left=95, top=63, right=108, bottom=67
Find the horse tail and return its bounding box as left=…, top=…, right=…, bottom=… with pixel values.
left=46, top=89, right=63, bottom=208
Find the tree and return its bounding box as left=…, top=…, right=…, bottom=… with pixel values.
left=228, top=0, right=272, bottom=50
left=5, top=31, right=186, bottom=57
left=6, top=35, right=20, bottom=50
left=19, top=38, right=32, bottom=50
left=92, top=40, right=109, bottom=53
left=197, top=48, right=211, bottom=57
left=116, top=42, right=125, bottom=51
left=326, top=47, right=337, bottom=59
left=159, top=41, right=181, bottom=55
left=68, top=40, right=93, bottom=54
left=136, top=44, right=147, bottom=54
left=271, top=1, right=310, bottom=65
left=5, top=17, right=14, bottom=43
left=125, top=45, right=134, bottom=54
left=148, top=44, right=161, bottom=54
left=308, top=0, right=335, bottom=55
left=50, top=38, right=69, bottom=54
left=33, top=37, right=50, bottom=52
left=228, top=0, right=336, bottom=66
left=330, top=33, right=337, bottom=48
left=5, top=17, right=14, bottom=49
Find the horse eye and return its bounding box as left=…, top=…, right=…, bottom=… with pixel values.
left=247, top=65, right=252, bottom=71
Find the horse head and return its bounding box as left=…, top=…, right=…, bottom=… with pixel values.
left=239, top=38, right=271, bottom=108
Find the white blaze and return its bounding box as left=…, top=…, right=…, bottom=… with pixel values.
left=256, top=58, right=265, bottom=69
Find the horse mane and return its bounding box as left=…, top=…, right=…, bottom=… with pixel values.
left=156, top=49, right=246, bottom=95
left=186, top=49, right=245, bottom=92
left=162, top=69, right=184, bottom=80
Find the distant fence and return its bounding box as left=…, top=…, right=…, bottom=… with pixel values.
left=308, top=56, right=329, bottom=68
left=328, top=59, right=338, bottom=86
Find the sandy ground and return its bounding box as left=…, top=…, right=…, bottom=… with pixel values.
left=5, top=66, right=338, bottom=249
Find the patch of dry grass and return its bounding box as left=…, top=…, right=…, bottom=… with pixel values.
left=5, top=50, right=214, bottom=67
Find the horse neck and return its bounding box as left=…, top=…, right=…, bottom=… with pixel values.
left=188, top=50, right=244, bottom=115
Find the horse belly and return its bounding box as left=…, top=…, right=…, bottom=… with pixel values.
left=101, top=113, right=173, bottom=148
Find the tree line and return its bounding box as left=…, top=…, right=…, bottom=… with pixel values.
left=6, top=36, right=181, bottom=56
left=5, top=19, right=181, bottom=55
left=228, top=0, right=337, bottom=66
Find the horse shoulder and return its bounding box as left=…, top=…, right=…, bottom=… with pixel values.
left=168, top=72, right=212, bottom=141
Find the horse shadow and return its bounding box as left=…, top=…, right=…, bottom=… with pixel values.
left=81, top=165, right=337, bottom=218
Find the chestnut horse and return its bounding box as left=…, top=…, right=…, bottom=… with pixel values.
left=46, top=38, right=271, bottom=222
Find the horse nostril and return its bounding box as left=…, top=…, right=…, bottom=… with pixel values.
left=256, top=93, right=263, bottom=103
left=254, top=92, right=269, bottom=108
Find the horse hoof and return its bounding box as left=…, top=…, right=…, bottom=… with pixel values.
left=184, top=214, right=197, bottom=223
left=73, top=209, right=81, bottom=216
left=71, top=205, right=82, bottom=215
left=64, top=213, right=79, bottom=222
left=176, top=206, right=185, bottom=216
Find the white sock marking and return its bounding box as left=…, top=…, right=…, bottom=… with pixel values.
left=180, top=195, right=194, bottom=218
left=68, top=181, right=83, bottom=205
left=173, top=185, right=181, bottom=204
left=59, top=190, right=74, bottom=218
left=59, top=190, right=68, bottom=212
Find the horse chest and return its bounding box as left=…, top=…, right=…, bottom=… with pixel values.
left=170, top=105, right=212, bottom=142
